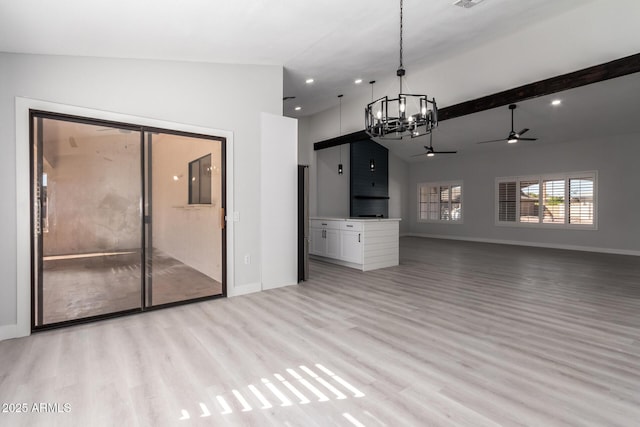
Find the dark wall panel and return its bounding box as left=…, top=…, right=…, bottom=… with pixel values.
left=350, top=140, right=389, bottom=217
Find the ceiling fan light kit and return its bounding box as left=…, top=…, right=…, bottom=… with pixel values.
left=476, top=104, right=538, bottom=145
left=410, top=133, right=457, bottom=158
left=365, top=0, right=438, bottom=141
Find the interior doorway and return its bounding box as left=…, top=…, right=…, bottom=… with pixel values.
left=31, top=111, right=226, bottom=329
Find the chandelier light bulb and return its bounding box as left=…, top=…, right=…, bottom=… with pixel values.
left=399, top=101, right=406, bottom=113
left=421, top=106, right=427, bottom=116
left=376, top=110, right=382, bottom=120
left=427, top=152, right=435, bottom=157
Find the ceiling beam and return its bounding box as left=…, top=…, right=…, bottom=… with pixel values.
left=313, top=130, right=370, bottom=151
left=438, top=52, right=640, bottom=121
left=314, top=52, right=640, bottom=151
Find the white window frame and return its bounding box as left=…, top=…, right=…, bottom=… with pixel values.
left=417, top=180, right=463, bottom=224
left=495, top=171, right=598, bottom=230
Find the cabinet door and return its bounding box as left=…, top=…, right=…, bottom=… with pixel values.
left=341, top=230, right=363, bottom=263
left=310, top=228, right=326, bottom=256
left=325, top=229, right=340, bottom=259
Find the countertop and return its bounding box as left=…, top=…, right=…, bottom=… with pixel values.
left=311, top=217, right=401, bottom=222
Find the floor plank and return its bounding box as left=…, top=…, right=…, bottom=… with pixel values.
left=1, top=237, right=639, bottom=426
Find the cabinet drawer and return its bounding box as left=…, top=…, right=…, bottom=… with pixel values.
left=310, top=219, right=340, bottom=229
left=340, top=221, right=363, bottom=231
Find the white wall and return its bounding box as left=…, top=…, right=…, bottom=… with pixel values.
left=1, top=53, right=282, bottom=339
left=316, top=145, right=350, bottom=218
left=260, top=113, right=298, bottom=290
left=407, top=133, right=640, bottom=254
left=389, top=151, right=409, bottom=233
left=152, top=135, right=222, bottom=281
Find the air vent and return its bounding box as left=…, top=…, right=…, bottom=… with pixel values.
left=453, top=0, right=484, bottom=8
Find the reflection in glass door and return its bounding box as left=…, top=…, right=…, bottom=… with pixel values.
left=145, top=132, right=225, bottom=306
left=32, top=115, right=143, bottom=326
left=31, top=112, right=225, bottom=329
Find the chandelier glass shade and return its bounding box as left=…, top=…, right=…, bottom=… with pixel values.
left=365, top=0, right=438, bottom=140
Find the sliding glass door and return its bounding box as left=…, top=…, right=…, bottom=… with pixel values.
left=31, top=112, right=225, bottom=329
left=145, top=131, right=225, bottom=307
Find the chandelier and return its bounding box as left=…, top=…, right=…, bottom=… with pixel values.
left=365, top=0, right=438, bottom=140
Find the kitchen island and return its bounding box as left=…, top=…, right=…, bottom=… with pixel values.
left=309, top=217, right=400, bottom=271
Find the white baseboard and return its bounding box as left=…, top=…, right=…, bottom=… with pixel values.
left=227, top=282, right=262, bottom=297
left=404, top=233, right=640, bottom=257
left=0, top=324, right=19, bottom=342
left=262, top=281, right=298, bottom=291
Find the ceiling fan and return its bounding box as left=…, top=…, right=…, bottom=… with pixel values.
left=411, top=133, right=457, bottom=158
left=476, top=104, right=538, bottom=144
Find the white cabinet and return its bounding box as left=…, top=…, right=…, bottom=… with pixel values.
left=326, top=229, right=340, bottom=258
left=340, top=230, right=363, bottom=263
left=310, top=228, right=326, bottom=255
left=310, top=218, right=399, bottom=271
left=310, top=220, right=340, bottom=258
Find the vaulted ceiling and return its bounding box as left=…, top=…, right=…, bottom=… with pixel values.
left=2, top=0, right=639, bottom=161
left=1, top=0, right=595, bottom=116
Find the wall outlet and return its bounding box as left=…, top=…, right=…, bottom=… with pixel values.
left=244, top=254, right=251, bottom=265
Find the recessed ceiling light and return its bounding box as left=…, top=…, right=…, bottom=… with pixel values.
left=355, top=79, right=363, bottom=84
left=551, top=99, right=562, bottom=106
left=294, top=106, right=302, bottom=111
left=305, top=78, right=314, bottom=84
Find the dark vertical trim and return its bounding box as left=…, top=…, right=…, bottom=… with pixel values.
left=145, top=132, right=153, bottom=307
left=29, top=112, right=38, bottom=330
left=297, top=165, right=306, bottom=282
left=220, top=138, right=227, bottom=297
left=141, top=130, right=148, bottom=309
left=29, top=112, right=34, bottom=330
left=29, top=111, right=35, bottom=330
left=188, top=158, right=194, bottom=204
left=35, top=115, right=44, bottom=327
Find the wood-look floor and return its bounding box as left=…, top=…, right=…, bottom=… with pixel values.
left=1, top=237, right=639, bottom=426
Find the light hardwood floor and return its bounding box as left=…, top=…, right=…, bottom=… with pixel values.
left=1, top=237, right=639, bottom=426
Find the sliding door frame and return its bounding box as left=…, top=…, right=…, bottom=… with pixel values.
left=29, top=110, right=227, bottom=331
left=143, top=126, right=227, bottom=309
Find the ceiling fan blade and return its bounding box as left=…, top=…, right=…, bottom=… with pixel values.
left=517, top=137, right=538, bottom=141
left=434, top=151, right=457, bottom=154
left=518, top=128, right=530, bottom=136
left=476, top=138, right=507, bottom=144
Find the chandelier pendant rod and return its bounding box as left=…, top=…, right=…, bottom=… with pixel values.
left=399, top=0, right=404, bottom=94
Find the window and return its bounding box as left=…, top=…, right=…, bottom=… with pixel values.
left=496, top=171, right=596, bottom=228
left=418, top=181, right=463, bottom=223
left=188, top=154, right=212, bottom=204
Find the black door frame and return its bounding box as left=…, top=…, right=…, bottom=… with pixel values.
left=29, top=110, right=227, bottom=331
